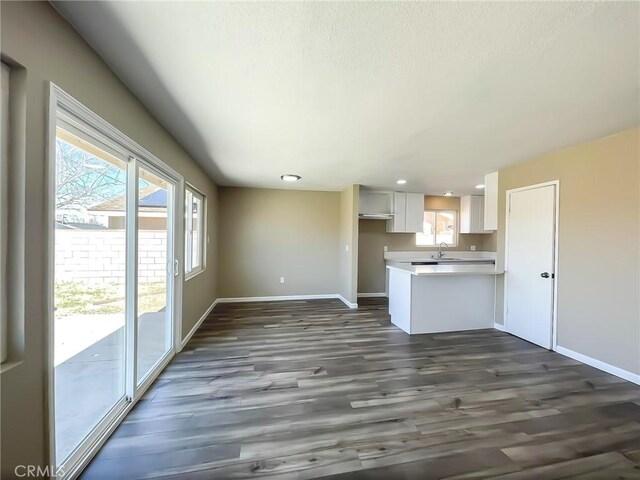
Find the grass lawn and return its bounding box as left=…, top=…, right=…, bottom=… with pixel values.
left=55, top=281, right=166, bottom=316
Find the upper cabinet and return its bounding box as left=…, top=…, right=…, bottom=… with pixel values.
left=483, top=171, right=498, bottom=231
left=387, top=192, right=424, bottom=233
left=359, top=191, right=393, bottom=219
left=404, top=193, right=425, bottom=233
left=460, top=195, right=491, bottom=234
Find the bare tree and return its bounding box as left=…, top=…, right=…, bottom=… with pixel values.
left=55, top=139, right=126, bottom=211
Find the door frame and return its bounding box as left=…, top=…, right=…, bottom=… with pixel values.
left=503, top=180, right=560, bottom=350
left=46, top=83, right=184, bottom=480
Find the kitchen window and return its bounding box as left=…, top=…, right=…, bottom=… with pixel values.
left=415, top=210, right=458, bottom=247
left=185, top=186, right=205, bottom=277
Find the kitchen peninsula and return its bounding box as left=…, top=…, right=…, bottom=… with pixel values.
left=386, top=252, right=503, bottom=334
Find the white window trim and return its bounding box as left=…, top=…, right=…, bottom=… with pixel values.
left=0, top=62, right=9, bottom=364
left=415, top=209, right=459, bottom=247
left=184, top=185, right=206, bottom=281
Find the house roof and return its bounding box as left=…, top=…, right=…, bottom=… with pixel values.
left=88, top=186, right=167, bottom=213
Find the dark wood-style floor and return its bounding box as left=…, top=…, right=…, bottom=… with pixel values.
left=81, top=298, right=640, bottom=479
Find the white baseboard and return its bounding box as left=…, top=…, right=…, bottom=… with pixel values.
left=357, top=293, right=387, bottom=298
left=555, top=345, right=640, bottom=385
left=493, top=323, right=507, bottom=332
left=179, top=298, right=219, bottom=351
left=216, top=294, right=358, bottom=309
left=217, top=294, right=336, bottom=303
left=337, top=295, right=358, bottom=309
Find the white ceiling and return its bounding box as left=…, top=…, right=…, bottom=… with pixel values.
left=53, top=1, right=639, bottom=195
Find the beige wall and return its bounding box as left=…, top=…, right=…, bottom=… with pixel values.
left=339, top=185, right=360, bottom=304
left=1, top=2, right=218, bottom=474
left=357, top=196, right=496, bottom=294
left=495, top=128, right=639, bottom=376
left=217, top=187, right=340, bottom=298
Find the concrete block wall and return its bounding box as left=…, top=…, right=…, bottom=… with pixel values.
left=55, top=230, right=167, bottom=285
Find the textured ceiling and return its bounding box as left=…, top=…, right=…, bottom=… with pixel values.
left=53, top=1, right=639, bottom=194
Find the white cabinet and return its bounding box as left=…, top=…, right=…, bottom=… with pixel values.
left=387, top=193, right=424, bottom=233
left=359, top=191, right=392, bottom=216
left=483, top=171, right=498, bottom=231
left=387, top=193, right=406, bottom=232
left=405, top=193, right=425, bottom=233
left=460, top=195, right=490, bottom=234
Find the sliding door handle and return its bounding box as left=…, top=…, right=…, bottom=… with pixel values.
left=540, top=272, right=550, bottom=278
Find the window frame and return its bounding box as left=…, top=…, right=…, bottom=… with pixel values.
left=0, top=62, right=9, bottom=364
left=184, top=185, right=206, bottom=280
left=415, top=209, right=459, bottom=247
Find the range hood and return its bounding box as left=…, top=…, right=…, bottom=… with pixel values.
left=358, top=213, right=394, bottom=220
left=359, top=191, right=394, bottom=220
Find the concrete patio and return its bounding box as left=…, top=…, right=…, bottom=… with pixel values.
left=55, top=311, right=168, bottom=463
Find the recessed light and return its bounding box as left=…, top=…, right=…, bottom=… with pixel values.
left=280, top=174, right=301, bottom=182
left=475, top=184, right=485, bottom=189
left=397, top=179, right=407, bottom=185
left=444, top=191, right=454, bottom=197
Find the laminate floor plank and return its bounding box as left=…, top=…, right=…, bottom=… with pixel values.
left=80, top=298, right=640, bottom=479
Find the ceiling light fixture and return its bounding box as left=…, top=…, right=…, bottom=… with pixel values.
left=397, top=179, right=407, bottom=185
left=444, top=191, right=454, bottom=197
left=475, top=184, right=485, bottom=189
left=280, top=174, right=301, bottom=182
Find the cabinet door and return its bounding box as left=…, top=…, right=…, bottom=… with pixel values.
left=484, top=172, right=498, bottom=230
left=479, top=197, right=492, bottom=233
left=461, top=195, right=490, bottom=233
left=475, top=196, right=490, bottom=233
left=387, top=193, right=406, bottom=232
left=405, top=193, right=425, bottom=233
left=460, top=195, right=473, bottom=233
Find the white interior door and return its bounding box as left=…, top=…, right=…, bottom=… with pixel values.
left=505, top=183, right=557, bottom=349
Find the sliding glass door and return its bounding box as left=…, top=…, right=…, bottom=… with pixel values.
left=52, top=106, right=180, bottom=474
left=136, top=166, right=174, bottom=385
left=53, top=126, right=129, bottom=466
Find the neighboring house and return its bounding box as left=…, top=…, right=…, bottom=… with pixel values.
left=88, top=185, right=167, bottom=230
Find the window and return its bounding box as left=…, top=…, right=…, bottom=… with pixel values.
left=185, top=187, right=205, bottom=276
left=1, top=62, right=9, bottom=363
left=415, top=210, right=457, bottom=246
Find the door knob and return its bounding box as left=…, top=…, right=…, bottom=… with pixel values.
left=540, top=272, right=550, bottom=278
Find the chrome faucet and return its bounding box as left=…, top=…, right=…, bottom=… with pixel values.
left=436, top=242, right=448, bottom=259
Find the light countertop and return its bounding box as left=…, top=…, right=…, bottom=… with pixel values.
left=384, top=251, right=496, bottom=262
left=387, top=262, right=503, bottom=276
